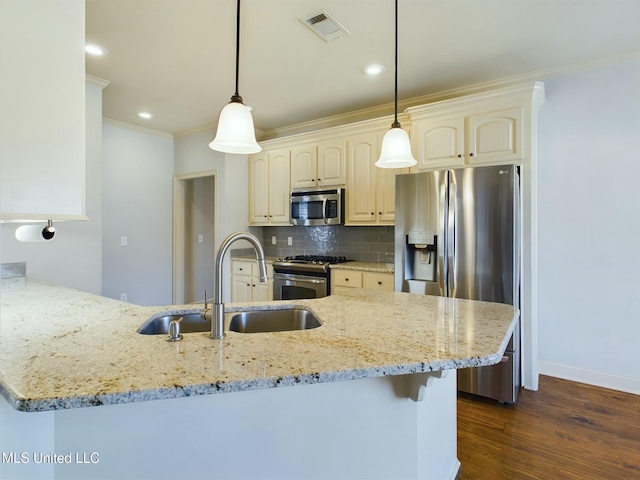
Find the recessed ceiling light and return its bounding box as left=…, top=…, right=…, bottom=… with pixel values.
left=137, top=112, right=153, bottom=119
left=85, top=43, right=107, bottom=56
left=364, top=64, right=385, bottom=76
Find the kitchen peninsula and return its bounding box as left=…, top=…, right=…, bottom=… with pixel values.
left=0, top=280, right=517, bottom=480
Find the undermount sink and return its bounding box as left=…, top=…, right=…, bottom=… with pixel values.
left=137, top=313, right=209, bottom=335
left=138, top=308, right=321, bottom=335
left=228, top=308, right=321, bottom=333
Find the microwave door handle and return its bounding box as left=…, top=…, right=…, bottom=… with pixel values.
left=322, top=198, right=328, bottom=225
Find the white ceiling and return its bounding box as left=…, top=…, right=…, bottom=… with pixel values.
left=86, top=0, right=640, bottom=136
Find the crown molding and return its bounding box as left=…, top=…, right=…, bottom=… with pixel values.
left=260, top=52, right=639, bottom=140
left=174, top=122, right=266, bottom=142
left=85, top=74, right=110, bottom=89
left=102, top=118, right=173, bottom=139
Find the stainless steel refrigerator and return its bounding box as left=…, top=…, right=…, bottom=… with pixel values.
left=394, top=165, right=521, bottom=403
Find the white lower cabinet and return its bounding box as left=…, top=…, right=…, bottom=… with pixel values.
left=231, top=260, right=274, bottom=302
left=331, top=269, right=394, bottom=294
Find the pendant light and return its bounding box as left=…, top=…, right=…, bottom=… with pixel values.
left=375, top=0, right=416, bottom=168
left=209, top=0, right=261, bottom=154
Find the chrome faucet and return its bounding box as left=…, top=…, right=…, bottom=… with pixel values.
left=201, top=232, right=268, bottom=339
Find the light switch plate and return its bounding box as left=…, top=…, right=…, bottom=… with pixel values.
left=197, top=235, right=204, bottom=243
left=287, top=237, right=292, bottom=246
left=272, top=236, right=277, bottom=245
left=120, top=236, right=128, bottom=247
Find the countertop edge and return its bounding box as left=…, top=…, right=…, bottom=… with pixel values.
left=7, top=352, right=511, bottom=412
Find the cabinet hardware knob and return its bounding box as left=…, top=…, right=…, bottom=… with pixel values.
left=263, top=215, right=268, bottom=218
left=246, top=283, right=250, bottom=286
left=469, top=152, right=474, bottom=157
left=377, top=281, right=382, bottom=285
left=318, top=178, right=321, bottom=181
left=457, top=154, right=462, bottom=158
left=378, top=212, right=382, bottom=215
left=269, top=215, right=273, bottom=217
left=345, top=278, right=349, bottom=281
left=371, top=212, right=374, bottom=215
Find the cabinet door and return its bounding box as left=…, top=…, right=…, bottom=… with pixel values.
left=231, top=275, right=252, bottom=302
left=290, top=145, right=317, bottom=190
left=347, top=135, right=378, bottom=224
left=377, top=166, right=409, bottom=224
left=253, top=281, right=273, bottom=301
left=317, top=140, right=346, bottom=187
left=0, top=1, right=85, bottom=220
left=415, top=117, right=465, bottom=171
left=267, top=149, right=291, bottom=224
left=248, top=154, right=269, bottom=224
left=467, top=107, right=523, bottom=164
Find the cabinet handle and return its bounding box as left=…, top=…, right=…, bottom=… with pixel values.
left=469, top=153, right=474, bottom=157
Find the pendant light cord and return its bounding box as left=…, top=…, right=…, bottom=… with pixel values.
left=231, top=0, right=243, bottom=103
left=392, top=0, right=401, bottom=128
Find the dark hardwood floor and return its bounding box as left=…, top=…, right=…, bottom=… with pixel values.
left=456, top=375, right=640, bottom=480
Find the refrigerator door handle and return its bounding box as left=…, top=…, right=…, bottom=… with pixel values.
left=448, top=182, right=457, bottom=295
left=438, top=182, right=447, bottom=295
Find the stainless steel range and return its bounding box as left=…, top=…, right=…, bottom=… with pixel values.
left=272, top=255, right=352, bottom=300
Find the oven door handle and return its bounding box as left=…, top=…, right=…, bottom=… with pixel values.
left=274, top=272, right=326, bottom=284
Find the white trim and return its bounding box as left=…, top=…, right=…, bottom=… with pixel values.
left=85, top=74, right=110, bottom=89
left=448, top=460, right=461, bottom=480
left=102, top=117, right=173, bottom=139
left=174, top=123, right=266, bottom=142
left=172, top=170, right=219, bottom=305
left=538, top=360, right=640, bottom=395
left=260, top=52, right=639, bottom=140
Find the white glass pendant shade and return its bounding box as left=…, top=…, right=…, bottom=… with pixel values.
left=209, top=101, right=262, bottom=154
left=375, top=126, right=417, bottom=168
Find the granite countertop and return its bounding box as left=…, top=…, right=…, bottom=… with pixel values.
left=0, top=280, right=517, bottom=412
left=330, top=261, right=395, bottom=273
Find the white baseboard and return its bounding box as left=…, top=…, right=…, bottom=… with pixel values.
left=538, top=360, right=640, bottom=395
left=449, top=459, right=461, bottom=480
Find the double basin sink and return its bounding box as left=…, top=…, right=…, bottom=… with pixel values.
left=138, top=307, right=321, bottom=335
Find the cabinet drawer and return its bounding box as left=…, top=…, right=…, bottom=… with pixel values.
left=232, top=260, right=253, bottom=276
left=332, top=271, right=363, bottom=288
left=363, top=272, right=394, bottom=291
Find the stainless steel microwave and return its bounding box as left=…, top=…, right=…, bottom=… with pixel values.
left=290, top=189, right=344, bottom=226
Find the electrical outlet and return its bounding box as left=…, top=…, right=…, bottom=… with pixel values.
left=271, top=235, right=277, bottom=245
left=287, top=236, right=293, bottom=246
left=197, top=234, right=204, bottom=243
left=120, top=236, right=128, bottom=247
left=120, top=293, right=127, bottom=302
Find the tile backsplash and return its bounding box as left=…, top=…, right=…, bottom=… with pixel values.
left=261, top=225, right=395, bottom=263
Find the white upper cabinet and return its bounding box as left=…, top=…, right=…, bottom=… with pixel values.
left=249, top=148, right=291, bottom=225
left=290, top=140, right=346, bottom=190
left=407, top=84, right=542, bottom=171
left=467, top=107, right=523, bottom=164
left=346, top=129, right=407, bottom=226
left=0, top=0, right=86, bottom=221
left=316, top=140, right=346, bottom=188
left=414, top=117, right=466, bottom=170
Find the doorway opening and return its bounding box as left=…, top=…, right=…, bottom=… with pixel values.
left=173, top=170, right=218, bottom=305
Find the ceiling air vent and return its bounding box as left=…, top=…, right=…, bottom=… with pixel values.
left=299, top=9, right=351, bottom=42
